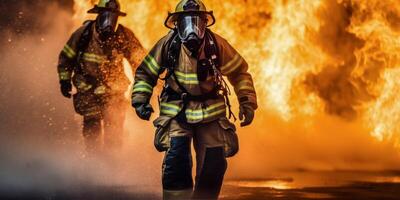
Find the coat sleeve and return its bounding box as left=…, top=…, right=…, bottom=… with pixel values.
left=57, top=26, right=85, bottom=81
left=131, top=34, right=170, bottom=105
left=216, top=34, right=258, bottom=109
left=120, top=26, right=147, bottom=73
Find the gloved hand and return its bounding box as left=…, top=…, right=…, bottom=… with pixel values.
left=134, top=103, right=154, bottom=121
left=60, top=80, right=72, bottom=98
left=239, top=104, right=255, bottom=127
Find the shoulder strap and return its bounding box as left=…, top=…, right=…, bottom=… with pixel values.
left=204, top=29, right=221, bottom=68
left=74, top=20, right=95, bottom=74
left=77, top=20, right=94, bottom=54
left=160, top=30, right=181, bottom=80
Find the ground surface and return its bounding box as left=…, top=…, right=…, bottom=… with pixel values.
left=1, top=171, right=399, bottom=200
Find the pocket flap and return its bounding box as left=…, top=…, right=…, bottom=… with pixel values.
left=153, top=116, right=173, bottom=128
left=218, top=118, right=236, bottom=132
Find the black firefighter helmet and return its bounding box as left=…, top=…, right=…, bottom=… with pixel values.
left=87, top=0, right=127, bottom=17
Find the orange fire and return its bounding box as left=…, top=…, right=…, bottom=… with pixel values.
left=72, top=0, right=400, bottom=147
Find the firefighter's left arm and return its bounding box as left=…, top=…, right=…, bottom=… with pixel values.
left=218, top=37, right=258, bottom=110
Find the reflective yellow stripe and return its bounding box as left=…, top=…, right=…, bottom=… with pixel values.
left=62, top=45, right=76, bottom=58
left=144, top=55, right=160, bottom=75
left=59, top=71, right=72, bottom=80
left=160, top=101, right=226, bottom=120
left=98, top=0, right=109, bottom=7
left=221, top=54, right=243, bottom=75
left=133, top=81, right=153, bottom=94
left=160, top=102, right=181, bottom=116
left=161, top=102, right=181, bottom=110
left=85, top=110, right=102, bottom=117
left=174, top=71, right=199, bottom=85
left=236, top=79, right=254, bottom=91
left=186, top=102, right=225, bottom=114
left=186, top=102, right=226, bottom=120
left=83, top=53, right=105, bottom=64
left=135, top=81, right=153, bottom=89
left=94, top=86, right=106, bottom=95
left=175, top=71, right=198, bottom=79
left=133, top=88, right=153, bottom=93
left=76, top=81, right=92, bottom=91
left=176, top=78, right=199, bottom=85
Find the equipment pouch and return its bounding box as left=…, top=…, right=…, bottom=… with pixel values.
left=153, top=116, right=173, bottom=152
left=218, top=118, right=239, bottom=157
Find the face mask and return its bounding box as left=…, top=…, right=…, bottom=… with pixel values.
left=177, top=14, right=207, bottom=52
left=96, top=11, right=119, bottom=40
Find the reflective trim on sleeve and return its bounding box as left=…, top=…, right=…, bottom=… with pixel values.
left=160, top=102, right=181, bottom=116
left=235, top=79, right=255, bottom=92
left=62, top=44, right=76, bottom=59
left=133, top=81, right=153, bottom=94
left=220, top=54, right=243, bottom=75
left=59, top=71, right=72, bottom=80
left=143, top=55, right=161, bottom=75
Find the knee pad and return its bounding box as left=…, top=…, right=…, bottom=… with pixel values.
left=163, top=136, right=193, bottom=190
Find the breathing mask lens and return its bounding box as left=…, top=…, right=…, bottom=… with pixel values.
left=97, top=11, right=119, bottom=39
left=177, top=14, right=207, bottom=42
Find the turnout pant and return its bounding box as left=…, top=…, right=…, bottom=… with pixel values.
left=77, top=94, right=127, bottom=154
left=161, top=118, right=235, bottom=200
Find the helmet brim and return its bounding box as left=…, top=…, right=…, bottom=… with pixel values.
left=87, top=6, right=127, bottom=17
left=164, top=11, right=215, bottom=29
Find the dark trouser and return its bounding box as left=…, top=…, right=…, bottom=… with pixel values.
left=79, top=95, right=127, bottom=154
left=162, top=119, right=229, bottom=200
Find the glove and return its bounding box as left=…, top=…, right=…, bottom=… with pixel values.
left=60, top=80, right=72, bottom=98
left=134, top=103, right=154, bottom=121
left=239, top=104, right=255, bottom=127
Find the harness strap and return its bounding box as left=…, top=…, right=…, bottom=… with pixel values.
left=161, top=29, right=236, bottom=121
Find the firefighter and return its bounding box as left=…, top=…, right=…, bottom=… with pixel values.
left=131, top=0, right=257, bottom=199
left=57, top=0, right=145, bottom=154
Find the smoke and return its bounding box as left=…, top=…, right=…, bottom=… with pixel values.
left=1, top=0, right=400, bottom=198
left=0, top=1, right=160, bottom=198
left=305, top=0, right=366, bottom=120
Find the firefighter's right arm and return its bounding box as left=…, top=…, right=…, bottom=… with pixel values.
left=57, top=27, right=85, bottom=82
left=131, top=35, right=169, bottom=106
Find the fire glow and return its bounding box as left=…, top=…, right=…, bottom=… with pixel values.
left=73, top=0, right=400, bottom=147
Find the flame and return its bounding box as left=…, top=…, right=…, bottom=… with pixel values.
left=72, top=0, right=400, bottom=147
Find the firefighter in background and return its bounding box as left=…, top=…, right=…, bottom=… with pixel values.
left=57, top=0, right=145, bottom=154
left=131, top=0, right=257, bottom=199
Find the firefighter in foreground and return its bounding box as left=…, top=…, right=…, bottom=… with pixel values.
left=57, top=0, right=145, bottom=154
left=131, top=0, right=257, bottom=199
